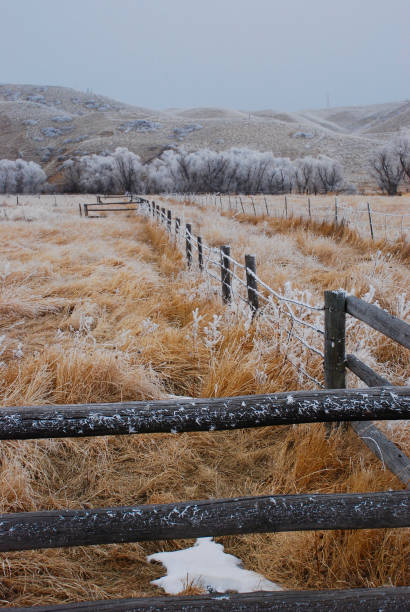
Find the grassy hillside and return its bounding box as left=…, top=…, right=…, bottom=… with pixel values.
left=1, top=84, right=409, bottom=189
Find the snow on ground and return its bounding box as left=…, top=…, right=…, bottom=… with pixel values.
left=147, top=537, right=282, bottom=594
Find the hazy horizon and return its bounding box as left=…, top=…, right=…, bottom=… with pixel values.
left=1, top=0, right=409, bottom=111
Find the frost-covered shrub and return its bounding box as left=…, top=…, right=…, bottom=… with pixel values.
left=40, top=147, right=54, bottom=162
left=42, top=126, right=73, bottom=138
left=52, top=116, right=73, bottom=123
left=293, top=132, right=314, bottom=139
left=118, top=120, right=162, bottom=133
left=172, top=124, right=203, bottom=139
left=26, top=94, right=46, bottom=103
left=0, top=159, right=47, bottom=193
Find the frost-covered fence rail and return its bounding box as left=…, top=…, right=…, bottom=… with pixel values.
left=324, top=290, right=410, bottom=486
left=8, top=586, right=410, bottom=611
left=81, top=195, right=149, bottom=217
left=1, top=491, right=408, bottom=553
left=1, top=387, right=408, bottom=440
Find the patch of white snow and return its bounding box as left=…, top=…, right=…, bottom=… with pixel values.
left=147, top=537, right=282, bottom=594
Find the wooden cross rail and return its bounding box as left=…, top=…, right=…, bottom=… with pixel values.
left=324, top=290, right=410, bottom=486
left=345, top=295, right=410, bottom=350
left=7, top=586, right=410, bottom=611
left=85, top=208, right=138, bottom=212
left=1, top=490, right=408, bottom=552
left=0, top=387, right=408, bottom=440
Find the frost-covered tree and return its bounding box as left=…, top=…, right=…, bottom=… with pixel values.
left=370, top=144, right=404, bottom=195
left=0, top=158, right=46, bottom=193
left=62, top=146, right=345, bottom=195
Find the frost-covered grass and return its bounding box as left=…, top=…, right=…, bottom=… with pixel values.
left=0, top=195, right=408, bottom=606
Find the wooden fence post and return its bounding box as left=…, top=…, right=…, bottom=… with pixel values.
left=167, top=209, right=172, bottom=231
left=156, top=204, right=160, bottom=220
left=84, top=204, right=89, bottom=217
left=239, top=197, right=245, bottom=213
left=175, top=217, right=180, bottom=235
left=264, top=197, right=269, bottom=216
left=197, top=236, right=203, bottom=270
left=245, top=254, right=259, bottom=315
left=161, top=207, right=166, bottom=223
left=324, top=290, right=346, bottom=390
left=285, top=196, right=288, bottom=219
left=152, top=201, right=155, bottom=217
left=220, top=245, right=232, bottom=303
left=79, top=203, right=82, bottom=217
left=367, top=202, right=374, bottom=241
left=185, top=223, right=192, bottom=267
left=308, top=197, right=312, bottom=220
left=324, top=290, right=346, bottom=431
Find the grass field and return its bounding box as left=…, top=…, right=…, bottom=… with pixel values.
left=0, top=194, right=408, bottom=606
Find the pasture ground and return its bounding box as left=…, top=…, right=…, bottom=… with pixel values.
left=0, top=194, right=408, bottom=606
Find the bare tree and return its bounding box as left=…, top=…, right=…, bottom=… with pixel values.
left=394, top=136, right=410, bottom=181
left=370, top=145, right=404, bottom=195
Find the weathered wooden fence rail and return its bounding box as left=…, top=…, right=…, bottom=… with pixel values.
left=1, top=490, right=408, bottom=553
left=7, top=587, right=410, bottom=611
left=1, top=387, right=408, bottom=440
left=81, top=195, right=149, bottom=217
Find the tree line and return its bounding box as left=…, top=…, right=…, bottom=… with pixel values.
left=0, top=137, right=409, bottom=195
left=62, top=147, right=345, bottom=195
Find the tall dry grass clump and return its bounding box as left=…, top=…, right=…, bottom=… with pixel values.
left=0, top=195, right=408, bottom=607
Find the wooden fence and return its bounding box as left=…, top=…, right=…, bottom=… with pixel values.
left=3, top=196, right=408, bottom=609
left=146, top=198, right=409, bottom=486
left=1, top=387, right=409, bottom=610
left=79, top=195, right=148, bottom=218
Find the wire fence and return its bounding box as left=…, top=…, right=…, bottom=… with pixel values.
left=170, top=193, right=410, bottom=243
left=141, top=199, right=326, bottom=388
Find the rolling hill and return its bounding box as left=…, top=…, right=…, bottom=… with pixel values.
left=1, top=83, right=409, bottom=188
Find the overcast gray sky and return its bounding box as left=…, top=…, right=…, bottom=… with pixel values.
left=1, top=0, right=409, bottom=111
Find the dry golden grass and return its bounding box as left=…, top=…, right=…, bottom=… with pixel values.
left=0, top=195, right=408, bottom=607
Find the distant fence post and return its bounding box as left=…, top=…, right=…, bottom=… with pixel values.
left=197, top=236, right=203, bottom=270
left=251, top=197, right=257, bottom=216
left=175, top=217, right=180, bottom=236
left=84, top=204, right=89, bottom=217
left=79, top=203, right=82, bottom=217
left=308, top=197, right=312, bottom=220
left=239, top=197, right=245, bottom=214
left=151, top=201, right=155, bottom=218
left=245, top=254, right=259, bottom=315
left=185, top=223, right=192, bottom=267
left=220, top=245, right=232, bottom=303
left=285, top=196, right=288, bottom=219
left=156, top=204, right=160, bottom=220
left=264, top=197, right=269, bottom=216
left=161, top=207, right=166, bottom=223
left=167, top=209, right=172, bottom=231
left=324, top=290, right=346, bottom=390
left=367, top=203, right=374, bottom=241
